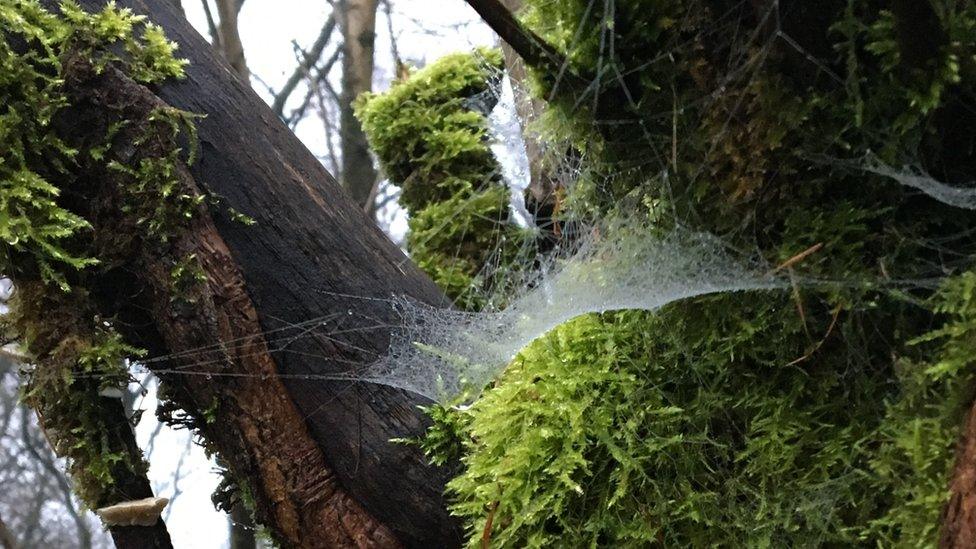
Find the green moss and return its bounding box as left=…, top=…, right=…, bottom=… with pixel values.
left=356, top=48, right=503, bottom=210
left=408, top=1, right=976, bottom=546
left=356, top=49, right=529, bottom=309
left=426, top=278, right=972, bottom=547
left=4, top=281, right=148, bottom=507
left=1, top=0, right=190, bottom=289
left=0, top=0, right=196, bottom=508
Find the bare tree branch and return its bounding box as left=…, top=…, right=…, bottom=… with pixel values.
left=461, top=0, right=566, bottom=74
left=199, top=0, right=220, bottom=48
left=272, top=13, right=338, bottom=117
left=285, top=45, right=343, bottom=128
left=21, top=411, right=93, bottom=549
left=311, top=70, right=343, bottom=173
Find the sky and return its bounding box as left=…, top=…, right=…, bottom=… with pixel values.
left=134, top=2, right=496, bottom=547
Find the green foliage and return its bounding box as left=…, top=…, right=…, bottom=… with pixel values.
left=7, top=282, right=147, bottom=507
left=169, top=252, right=207, bottom=305
left=0, top=0, right=194, bottom=509
left=404, top=2, right=976, bottom=546
left=427, top=279, right=974, bottom=547
left=0, top=0, right=188, bottom=290
left=357, top=49, right=529, bottom=309
left=408, top=185, right=526, bottom=309
left=356, top=48, right=503, bottom=210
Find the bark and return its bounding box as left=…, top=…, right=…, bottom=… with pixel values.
left=58, top=58, right=403, bottom=548
left=44, top=1, right=461, bottom=546
left=463, top=0, right=568, bottom=80
left=33, top=395, right=173, bottom=549
left=941, top=400, right=976, bottom=547
left=337, top=0, right=379, bottom=209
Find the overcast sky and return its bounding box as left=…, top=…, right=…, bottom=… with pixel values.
left=137, top=3, right=495, bottom=547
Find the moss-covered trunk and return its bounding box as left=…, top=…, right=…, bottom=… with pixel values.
left=459, top=0, right=976, bottom=545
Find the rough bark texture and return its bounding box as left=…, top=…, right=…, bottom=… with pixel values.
left=941, top=399, right=976, bottom=548
left=54, top=1, right=462, bottom=546
left=338, top=0, right=380, bottom=209
left=59, top=56, right=399, bottom=548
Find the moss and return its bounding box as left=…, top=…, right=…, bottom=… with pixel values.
left=426, top=279, right=972, bottom=547
left=410, top=1, right=976, bottom=546
left=356, top=49, right=529, bottom=309
left=356, top=48, right=503, bottom=210
left=0, top=0, right=198, bottom=508
left=4, top=281, right=147, bottom=506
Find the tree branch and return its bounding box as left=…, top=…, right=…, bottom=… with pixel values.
left=20, top=411, right=93, bottom=549
left=461, top=0, right=565, bottom=74
left=272, top=12, right=338, bottom=118
left=284, top=44, right=343, bottom=127
left=199, top=0, right=220, bottom=48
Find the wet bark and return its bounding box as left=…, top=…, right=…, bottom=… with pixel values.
left=941, top=399, right=976, bottom=548
left=228, top=503, right=256, bottom=549
left=42, top=0, right=462, bottom=546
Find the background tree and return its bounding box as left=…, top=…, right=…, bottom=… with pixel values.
left=337, top=0, right=381, bottom=210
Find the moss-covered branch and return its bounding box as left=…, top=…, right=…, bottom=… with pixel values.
left=404, top=1, right=976, bottom=546
left=356, top=48, right=529, bottom=309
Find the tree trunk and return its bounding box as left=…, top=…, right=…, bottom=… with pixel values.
left=338, top=0, right=380, bottom=209
left=941, top=400, right=976, bottom=547
left=213, top=0, right=248, bottom=79
left=0, top=513, right=19, bottom=549
left=43, top=0, right=461, bottom=547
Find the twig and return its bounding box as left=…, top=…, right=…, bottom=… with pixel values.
left=790, top=270, right=812, bottom=342
left=285, top=45, right=343, bottom=128
left=770, top=242, right=823, bottom=274
left=462, top=0, right=568, bottom=75
left=786, top=303, right=843, bottom=367
left=481, top=500, right=500, bottom=549
left=272, top=13, right=338, bottom=117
